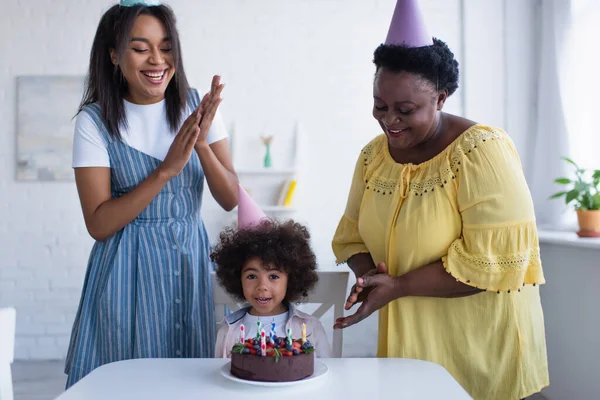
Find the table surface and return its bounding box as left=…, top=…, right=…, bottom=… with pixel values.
left=54, top=358, right=472, bottom=400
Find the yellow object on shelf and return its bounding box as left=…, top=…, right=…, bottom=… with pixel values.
left=283, top=180, right=297, bottom=207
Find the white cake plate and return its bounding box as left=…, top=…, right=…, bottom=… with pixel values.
left=220, top=360, right=329, bottom=387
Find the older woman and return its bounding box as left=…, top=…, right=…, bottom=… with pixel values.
left=331, top=1, right=549, bottom=399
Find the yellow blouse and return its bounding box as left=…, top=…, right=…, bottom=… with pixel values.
left=332, top=125, right=549, bottom=400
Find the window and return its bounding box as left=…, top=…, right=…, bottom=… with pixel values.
left=561, top=0, right=600, bottom=170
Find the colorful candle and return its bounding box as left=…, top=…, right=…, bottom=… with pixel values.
left=287, top=327, right=292, bottom=345
left=240, top=324, right=245, bottom=343
left=302, top=323, right=307, bottom=343
left=260, top=329, right=267, bottom=357
left=256, top=320, right=261, bottom=339
left=270, top=320, right=276, bottom=342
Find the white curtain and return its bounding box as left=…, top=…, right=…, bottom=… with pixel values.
left=529, top=0, right=600, bottom=228
left=560, top=0, right=600, bottom=170
left=527, top=0, right=573, bottom=228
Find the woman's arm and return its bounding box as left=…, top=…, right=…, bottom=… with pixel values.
left=193, top=76, right=238, bottom=211
left=398, top=261, right=482, bottom=298
left=347, top=253, right=376, bottom=278
left=335, top=261, right=481, bottom=329
left=75, top=167, right=171, bottom=242
left=344, top=253, right=381, bottom=310
left=195, top=139, right=238, bottom=211
left=76, top=108, right=203, bottom=242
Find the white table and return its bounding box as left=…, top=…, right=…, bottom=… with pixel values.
left=55, top=358, right=472, bottom=400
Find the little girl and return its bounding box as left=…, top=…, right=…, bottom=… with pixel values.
left=212, top=185, right=332, bottom=358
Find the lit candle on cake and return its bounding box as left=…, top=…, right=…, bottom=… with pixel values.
left=302, top=323, right=307, bottom=343
left=260, top=329, right=267, bottom=357
left=287, top=327, right=292, bottom=345
left=257, top=320, right=261, bottom=339
left=270, top=320, right=276, bottom=342
left=240, top=324, right=245, bottom=343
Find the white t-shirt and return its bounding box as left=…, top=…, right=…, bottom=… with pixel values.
left=72, top=93, right=228, bottom=168
left=241, top=311, right=288, bottom=340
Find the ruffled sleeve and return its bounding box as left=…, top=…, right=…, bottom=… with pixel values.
left=441, top=128, right=545, bottom=292
left=331, top=144, right=373, bottom=264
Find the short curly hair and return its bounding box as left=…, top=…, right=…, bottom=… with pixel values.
left=211, top=219, right=318, bottom=303
left=373, top=38, right=459, bottom=96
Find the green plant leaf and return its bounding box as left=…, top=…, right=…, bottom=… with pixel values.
left=554, top=178, right=571, bottom=185
left=566, top=189, right=579, bottom=205
left=562, top=157, right=578, bottom=168
left=554, top=157, right=600, bottom=209
left=581, top=192, right=594, bottom=210
left=266, top=347, right=279, bottom=362
left=592, top=193, right=600, bottom=210
left=575, top=181, right=591, bottom=192
left=549, top=191, right=568, bottom=199
left=273, top=348, right=281, bottom=363
left=593, top=170, right=600, bottom=189
left=303, top=347, right=315, bottom=354
left=232, top=343, right=245, bottom=354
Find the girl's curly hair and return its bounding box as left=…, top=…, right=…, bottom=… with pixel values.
left=211, top=219, right=318, bottom=303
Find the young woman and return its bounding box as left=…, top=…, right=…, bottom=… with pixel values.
left=65, top=1, right=238, bottom=387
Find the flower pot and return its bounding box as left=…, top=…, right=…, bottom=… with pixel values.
left=576, top=210, right=600, bottom=237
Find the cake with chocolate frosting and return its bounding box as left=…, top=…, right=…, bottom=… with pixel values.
left=230, top=336, right=315, bottom=382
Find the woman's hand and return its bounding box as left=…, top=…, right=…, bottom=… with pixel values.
left=195, top=75, right=224, bottom=146
left=334, top=262, right=401, bottom=329
left=158, top=106, right=202, bottom=178
left=345, top=262, right=387, bottom=310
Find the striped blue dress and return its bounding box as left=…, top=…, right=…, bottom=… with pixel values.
left=64, top=90, right=215, bottom=388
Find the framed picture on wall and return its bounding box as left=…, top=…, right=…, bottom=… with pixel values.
left=16, top=75, right=84, bottom=181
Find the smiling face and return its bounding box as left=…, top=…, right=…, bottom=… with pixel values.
left=373, top=68, right=447, bottom=152
left=241, top=257, right=289, bottom=317
left=111, top=14, right=175, bottom=105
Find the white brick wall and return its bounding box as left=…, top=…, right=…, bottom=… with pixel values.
left=0, top=0, right=536, bottom=360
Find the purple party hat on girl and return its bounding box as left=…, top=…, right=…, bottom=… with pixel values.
left=237, top=184, right=267, bottom=229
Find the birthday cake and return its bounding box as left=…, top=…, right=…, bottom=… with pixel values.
left=230, top=335, right=315, bottom=382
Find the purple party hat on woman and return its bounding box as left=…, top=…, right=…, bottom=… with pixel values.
left=385, top=0, right=433, bottom=47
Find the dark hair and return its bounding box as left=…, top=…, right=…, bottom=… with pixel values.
left=211, top=220, right=319, bottom=303
left=373, top=38, right=459, bottom=96
left=78, top=4, right=189, bottom=139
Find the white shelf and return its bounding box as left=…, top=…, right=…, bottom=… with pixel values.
left=237, top=168, right=296, bottom=176
left=263, top=206, right=297, bottom=213
left=538, top=229, right=600, bottom=250
left=232, top=205, right=296, bottom=213
left=229, top=123, right=300, bottom=222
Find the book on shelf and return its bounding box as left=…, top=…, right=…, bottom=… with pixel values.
left=276, top=179, right=297, bottom=206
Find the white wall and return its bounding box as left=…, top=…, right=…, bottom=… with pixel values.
left=0, top=0, right=537, bottom=359
left=538, top=239, right=600, bottom=400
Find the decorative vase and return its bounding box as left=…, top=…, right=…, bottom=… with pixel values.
left=261, top=135, right=273, bottom=169
left=264, top=143, right=272, bottom=168
left=576, top=210, right=600, bottom=237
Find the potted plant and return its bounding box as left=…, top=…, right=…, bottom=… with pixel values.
left=551, top=157, right=600, bottom=237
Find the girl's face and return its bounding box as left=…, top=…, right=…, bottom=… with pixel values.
left=372, top=68, right=446, bottom=152
left=241, top=257, right=288, bottom=317
left=111, top=14, right=175, bottom=105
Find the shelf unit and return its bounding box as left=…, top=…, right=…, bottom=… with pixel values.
left=236, top=168, right=297, bottom=176
left=229, top=123, right=300, bottom=220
